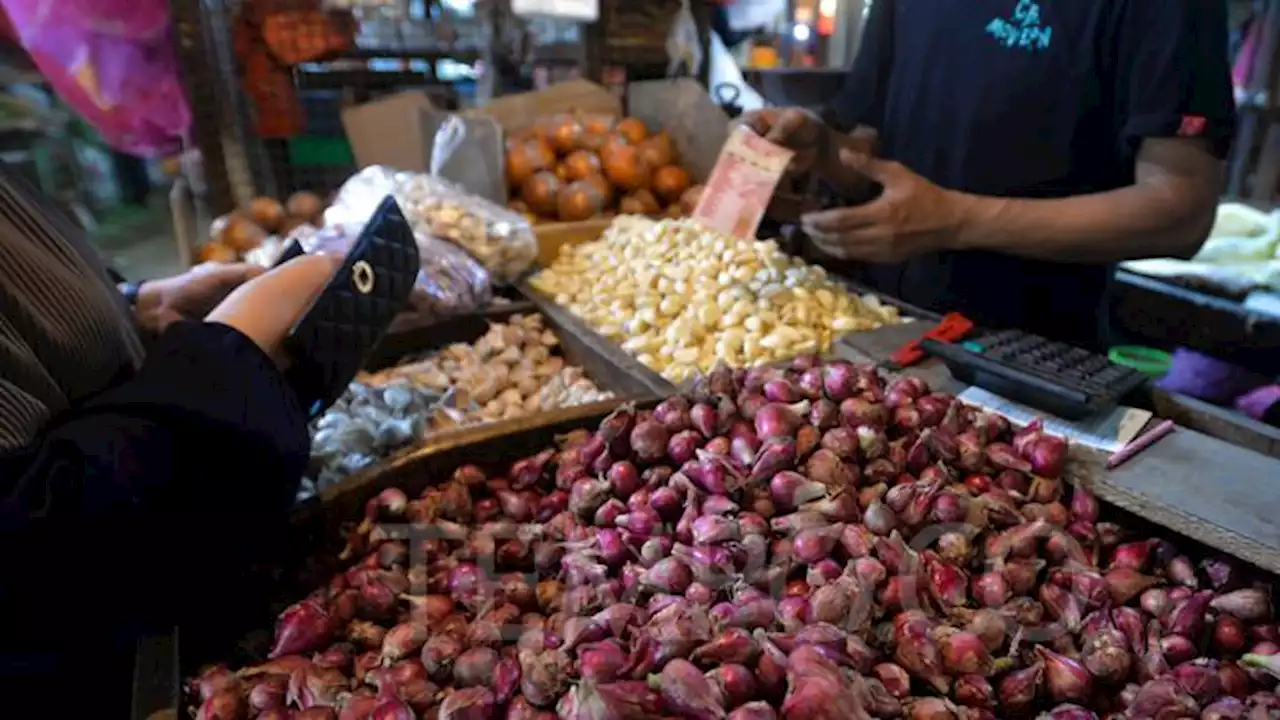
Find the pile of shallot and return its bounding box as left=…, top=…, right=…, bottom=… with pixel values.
left=187, top=358, right=1280, bottom=720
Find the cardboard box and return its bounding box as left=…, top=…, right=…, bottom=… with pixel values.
left=463, top=79, right=622, bottom=134
left=341, top=90, right=437, bottom=172
left=533, top=217, right=613, bottom=267
left=470, top=79, right=732, bottom=265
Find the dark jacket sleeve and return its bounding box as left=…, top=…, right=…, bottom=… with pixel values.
left=0, top=321, right=309, bottom=644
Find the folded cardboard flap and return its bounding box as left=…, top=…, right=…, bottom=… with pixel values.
left=463, top=79, right=622, bottom=134
left=341, top=91, right=437, bottom=172
left=627, top=79, right=730, bottom=184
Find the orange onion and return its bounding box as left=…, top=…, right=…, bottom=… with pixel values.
left=582, top=113, right=616, bottom=135
left=639, top=132, right=676, bottom=168
left=652, top=165, right=692, bottom=203
left=600, top=134, right=632, bottom=163
left=602, top=144, right=651, bottom=193
left=556, top=180, right=606, bottom=222
left=506, top=139, right=556, bottom=189
left=521, top=170, right=562, bottom=217
left=549, top=115, right=586, bottom=154
left=619, top=189, right=660, bottom=216
left=679, top=184, right=705, bottom=215
left=616, top=117, right=648, bottom=144
left=582, top=173, right=615, bottom=207
left=563, top=150, right=603, bottom=181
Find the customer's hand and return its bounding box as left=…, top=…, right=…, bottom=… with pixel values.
left=134, top=263, right=263, bottom=333
left=738, top=107, right=827, bottom=174
left=207, top=254, right=340, bottom=368
left=801, top=149, right=974, bottom=263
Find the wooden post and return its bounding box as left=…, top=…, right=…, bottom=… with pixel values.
left=169, top=0, right=235, bottom=217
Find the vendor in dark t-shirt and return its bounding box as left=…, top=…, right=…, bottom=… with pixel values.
left=746, top=0, right=1236, bottom=349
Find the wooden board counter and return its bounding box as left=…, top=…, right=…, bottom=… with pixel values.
left=838, top=323, right=1280, bottom=576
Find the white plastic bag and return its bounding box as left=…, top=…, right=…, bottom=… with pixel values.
left=1193, top=203, right=1280, bottom=264
left=666, top=0, right=704, bottom=78
left=327, top=165, right=537, bottom=284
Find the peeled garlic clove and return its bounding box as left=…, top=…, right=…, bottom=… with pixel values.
left=517, top=377, right=540, bottom=397
left=535, top=358, right=565, bottom=377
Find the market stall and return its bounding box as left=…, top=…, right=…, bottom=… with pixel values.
left=172, top=350, right=1280, bottom=720
left=135, top=63, right=1280, bottom=719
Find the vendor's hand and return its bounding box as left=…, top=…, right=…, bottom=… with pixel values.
left=800, top=149, right=974, bottom=263
left=207, top=254, right=340, bottom=368
left=738, top=107, right=826, bottom=174
left=134, top=263, right=263, bottom=333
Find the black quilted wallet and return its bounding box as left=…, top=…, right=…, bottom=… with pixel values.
left=282, top=195, right=420, bottom=418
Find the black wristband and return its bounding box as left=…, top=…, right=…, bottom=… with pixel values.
left=119, top=281, right=143, bottom=308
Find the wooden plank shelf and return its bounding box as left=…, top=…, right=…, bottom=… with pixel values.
left=838, top=322, right=1280, bottom=577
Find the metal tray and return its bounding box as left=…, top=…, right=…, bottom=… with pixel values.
left=171, top=397, right=661, bottom=715
left=306, top=302, right=664, bottom=503
left=369, top=286, right=535, bottom=365
left=519, top=275, right=925, bottom=394
left=518, top=278, right=677, bottom=396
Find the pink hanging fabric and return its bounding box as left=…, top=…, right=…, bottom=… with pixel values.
left=1233, top=11, right=1265, bottom=91
left=0, top=0, right=191, bottom=157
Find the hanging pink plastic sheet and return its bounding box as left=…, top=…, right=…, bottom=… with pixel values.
left=1, top=0, right=171, bottom=42
left=1, top=0, right=191, bottom=157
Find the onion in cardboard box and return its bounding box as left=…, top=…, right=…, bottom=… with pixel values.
left=653, top=165, right=692, bottom=203
left=557, top=180, right=607, bottom=222
left=564, top=150, right=603, bottom=182
left=507, top=139, right=556, bottom=189
left=548, top=114, right=586, bottom=154
left=522, top=171, right=562, bottom=217
left=584, top=173, right=615, bottom=207
left=640, top=131, right=676, bottom=168
left=615, top=116, right=648, bottom=144
left=680, top=184, right=705, bottom=215
left=603, top=144, right=651, bottom=193
left=582, top=113, right=616, bottom=136
left=620, top=189, right=660, bottom=216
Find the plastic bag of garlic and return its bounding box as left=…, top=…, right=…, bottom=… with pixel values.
left=300, top=314, right=613, bottom=497
left=528, top=215, right=906, bottom=383
left=326, top=165, right=537, bottom=284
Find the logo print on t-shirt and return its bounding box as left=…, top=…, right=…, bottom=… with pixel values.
left=986, top=0, right=1053, bottom=51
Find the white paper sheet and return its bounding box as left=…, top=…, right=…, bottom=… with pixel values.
left=958, top=387, right=1152, bottom=453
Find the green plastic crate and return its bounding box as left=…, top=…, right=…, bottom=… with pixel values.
left=287, top=136, right=354, bottom=167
